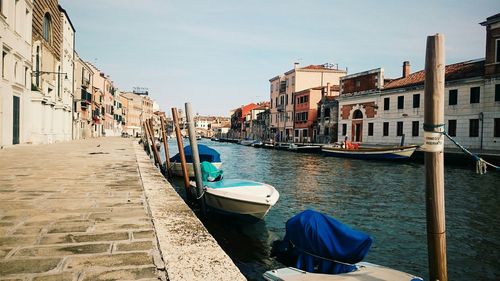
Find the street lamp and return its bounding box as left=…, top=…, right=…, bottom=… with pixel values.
left=32, top=71, right=68, bottom=80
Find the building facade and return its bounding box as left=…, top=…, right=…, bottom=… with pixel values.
left=30, top=0, right=75, bottom=144
left=269, top=63, right=346, bottom=142
left=73, top=52, right=93, bottom=139
left=0, top=0, right=32, bottom=146
left=336, top=15, right=500, bottom=150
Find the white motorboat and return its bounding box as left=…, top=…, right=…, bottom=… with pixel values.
left=263, top=262, right=423, bottom=281
left=201, top=179, right=279, bottom=220
left=239, top=139, right=256, bottom=146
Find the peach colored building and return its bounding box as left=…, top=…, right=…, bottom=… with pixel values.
left=269, top=63, right=346, bottom=142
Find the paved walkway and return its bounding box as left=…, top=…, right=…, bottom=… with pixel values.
left=0, top=137, right=244, bottom=281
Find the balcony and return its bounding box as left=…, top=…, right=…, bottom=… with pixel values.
left=276, top=104, right=285, bottom=112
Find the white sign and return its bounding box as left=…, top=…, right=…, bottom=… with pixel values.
left=422, top=131, right=444, bottom=152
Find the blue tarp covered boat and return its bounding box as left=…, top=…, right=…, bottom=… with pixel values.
left=169, top=144, right=222, bottom=177
left=266, top=210, right=423, bottom=281
left=272, top=209, right=372, bottom=274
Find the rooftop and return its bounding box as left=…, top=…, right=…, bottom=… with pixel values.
left=383, top=59, right=484, bottom=90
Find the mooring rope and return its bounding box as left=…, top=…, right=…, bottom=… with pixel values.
left=288, top=240, right=354, bottom=266
left=441, top=131, right=500, bottom=174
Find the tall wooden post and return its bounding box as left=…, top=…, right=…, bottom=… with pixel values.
left=423, top=34, right=448, bottom=281
left=160, top=116, right=172, bottom=178
left=147, top=119, right=161, bottom=167
left=185, top=102, right=206, bottom=215
left=172, top=108, right=191, bottom=195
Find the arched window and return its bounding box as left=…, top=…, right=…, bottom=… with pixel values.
left=43, top=13, right=51, bottom=42
left=353, top=109, right=363, bottom=119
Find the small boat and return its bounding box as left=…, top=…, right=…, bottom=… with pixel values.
left=251, top=140, right=264, bottom=148
left=210, top=137, right=219, bottom=141
left=169, top=144, right=222, bottom=177
left=322, top=145, right=418, bottom=160
left=239, top=139, right=256, bottom=146
left=265, top=210, right=423, bottom=281
left=288, top=144, right=322, bottom=153
left=264, top=263, right=423, bottom=281
left=274, top=143, right=293, bottom=150
left=196, top=135, right=202, bottom=140
left=262, top=142, right=275, bottom=149
left=202, top=179, right=279, bottom=220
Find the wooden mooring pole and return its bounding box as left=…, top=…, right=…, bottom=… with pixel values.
left=147, top=119, right=161, bottom=167
left=171, top=108, right=191, bottom=196
left=160, top=116, right=172, bottom=178
left=423, top=34, right=448, bottom=281
left=185, top=102, right=206, bottom=215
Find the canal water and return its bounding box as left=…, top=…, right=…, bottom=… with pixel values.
left=158, top=139, right=500, bottom=280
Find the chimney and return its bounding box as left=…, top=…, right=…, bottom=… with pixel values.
left=402, top=61, right=410, bottom=78
left=326, top=83, right=331, bottom=97
left=294, top=62, right=300, bottom=69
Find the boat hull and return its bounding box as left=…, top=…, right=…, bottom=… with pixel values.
left=171, top=162, right=222, bottom=177
left=203, top=179, right=280, bottom=220
left=322, top=145, right=418, bottom=160
left=263, top=262, right=422, bottom=281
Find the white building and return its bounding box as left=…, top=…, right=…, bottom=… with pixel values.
left=0, top=0, right=33, bottom=147
left=30, top=1, right=72, bottom=144
left=58, top=5, right=74, bottom=141
left=337, top=14, right=500, bottom=150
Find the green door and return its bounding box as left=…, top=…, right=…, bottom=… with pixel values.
left=13, top=96, right=20, bottom=145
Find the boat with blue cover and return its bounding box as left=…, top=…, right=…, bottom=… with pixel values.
left=265, top=210, right=423, bottom=281
left=169, top=144, right=222, bottom=177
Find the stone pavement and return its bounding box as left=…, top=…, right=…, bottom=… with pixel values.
left=0, top=137, right=245, bottom=281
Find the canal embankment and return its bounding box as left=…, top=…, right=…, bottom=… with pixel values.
left=0, top=137, right=244, bottom=281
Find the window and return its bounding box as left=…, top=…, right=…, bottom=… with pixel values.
left=397, top=121, right=403, bottom=136
left=383, top=122, right=389, bottom=136
left=448, top=120, right=456, bottom=137
left=353, top=110, right=363, bottom=119
left=495, top=118, right=500, bottom=138
left=43, top=13, right=52, bottom=42
left=413, top=94, right=420, bottom=108
left=292, top=76, right=295, bottom=86
left=384, top=97, right=390, bottom=110
left=496, top=39, right=500, bottom=63
left=285, top=94, right=288, bottom=105
left=324, top=108, right=330, bottom=119
left=470, top=87, right=480, bottom=104
left=495, top=84, right=500, bottom=102
left=449, top=89, right=458, bottom=105
left=342, top=124, right=347, bottom=136
left=469, top=119, right=479, bottom=137
left=368, top=123, right=374, bottom=136
left=397, top=96, right=404, bottom=109
left=412, top=121, right=419, bottom=137
left=1, top=51, right=6, bottom=78
left=0, top=0, right=3, bottom=16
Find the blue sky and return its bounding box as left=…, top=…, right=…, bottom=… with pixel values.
left=60, top=0, right=499, bottom=116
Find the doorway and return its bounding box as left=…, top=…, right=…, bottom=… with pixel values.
left=13, top=96, right=20, bottom=145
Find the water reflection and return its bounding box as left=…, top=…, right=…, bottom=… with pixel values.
left=159, top=139, right=500, bottom=281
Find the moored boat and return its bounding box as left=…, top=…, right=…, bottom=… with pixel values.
left=169, top=144, right=222, bottom=177
left=265, top=210, right=423, bottom=281
left=239, top=139, right=256, bottom=146
left=321, top=145, right=418, bottom=160
left=288, top=144, right=322, bottom=153
left=202, top=179, right=280, bottom=220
